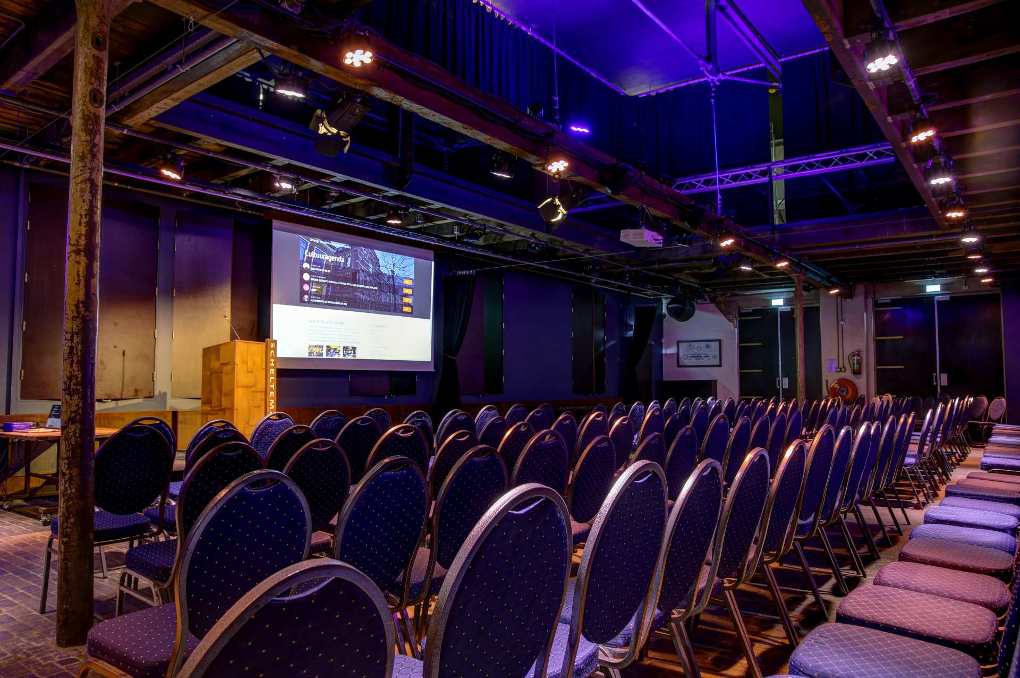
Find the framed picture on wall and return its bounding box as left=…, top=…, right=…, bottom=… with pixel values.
left=676, top=339, right=722, bottom=367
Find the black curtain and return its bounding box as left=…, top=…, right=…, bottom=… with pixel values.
left=621, top=305, right=657, bottom=401
left=434, top=271, right=477, bottom=419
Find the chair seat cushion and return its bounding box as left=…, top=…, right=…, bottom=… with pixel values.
left=909, top=523, right=1017, bottom=554
left=835, top=586, right=997, bottom=655
left=967, top=470, right=1020, bottom=485
left=406, top=547, right=447, bottom=600
left=391, top=654, right=423, bottom=677
left=124, top=539, right=177, bottom=584
left=923, top=505, right=1020, bottom=533
left=788, top=623, right=980, bottom=678
left=52, top=511, right=153, bottom=543
left=903, top=454, right=918, bottom=466
left=571, top=520, right=591, bottom=545
left=945, top=481, right=1020, bottom=504
left=899, top=537, right=1013, bottom=579
left=873, top=561, right=1011, bottom=614
left=981, top=456, right=1020, bottom=471
left=86, top=604, right=197, bottom=678
left=168, top=480, right=183, bottom=499
left=143, top=505, right=176, bottom=534
left=525, top=622, right=598, bottom=678
left=939, top=496, right=1020, bottom=519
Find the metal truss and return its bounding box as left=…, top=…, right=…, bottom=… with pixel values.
left=673, top=142, right=896, bottom=194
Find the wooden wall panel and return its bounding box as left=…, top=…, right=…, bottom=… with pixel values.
left=171, top=212, right=233, bottom=398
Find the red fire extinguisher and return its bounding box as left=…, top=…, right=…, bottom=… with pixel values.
left=848, top=350, right=863, bottom=376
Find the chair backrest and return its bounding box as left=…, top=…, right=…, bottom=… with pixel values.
left=478, top=415, right=508, bottom=448
left=608, top=415, right=633, bottom=469
left=785, top=406, right=803, bottom=444
left=563, top=462, right=666, bottom=674
left=880, top=412, right=915, bottom=491
left=504, top=403, right=530, bottom=426
left=366, top=423, right=430, bottom=473
left=631, top=431, right=667, bottom=467
left=178, top=560, right=394, bottom=678
left=662, top=397, right=678, bottom=420
left=628, top=401, right=646, bottom=427
left=284, top=438, right=351, bottom=534
left=663, top=414, right=682, bottom=448
left=186, top=426, right=247, bottom=471
left=172, top=470, right=311, bottom=675
left=430, top=428, right=480, bottom=497
left=734, top=400, right=749, bottom=423
left=577, top=410, right=610, bottom=459
left=839, top=424, right=874, bottom=514
left=308, top=409, right=348, bottom=441
left=805, top=400, right=820, bottom=433
left=264, top=425, right=317, bottom=471
left=706, top=399, right=723, bottom=426
left=566, top=435, right=616, bottom=525
left=969, top=395, right=988, bottom=420
left=176, top=441, right=263, bottom=541
left=424, top=485, right=571, bottom=678
left=250, top=412, right=295, bottom=460
left=818, top=426, right=855, bottom=526
left=674, top=402, right=692, bottom=429
left=665, top=425, right=700, bottom=501
left=551, top=413, right=579, bottom=454
left=757, top=441, right=808, bottom=564
left=512, top=429, right=570, bottom=495
left=493, top=420, right=534, bottom=473
left=865, top=416, right=899, bottom=500
left=335, top=415, right=382, bottom=482
left=988, top=397, right=1007, bottom=422
left=404, top=409, right=435, bottom=450
left=856, top=420, right=886, bottom=502
left=363, top=407, right=392, bottom=432
left=638, top=405, right=664, bottom=445
left=721, top=415, right=751, bottom=484
left=751, top=400, right=767, bottom=424
left=699, top=414, right=730, bottom=465
left=433, top=446, right=508, bottom=570
left=690, top=402, right=710, bottom=443
left=336, top=456, right=428, bottom=602
left=128, top=416, right=176, bottom=453
left=794, top=426, right=836, bottom=540
left=609, top=401, right=628, bottom=423
left=766, top=411, right=788, bottom=471
left=95, top=424, right=174, bottom=515
left=435, top=409, right=474, bottom=449
left=474, top=404, right=500, bottom=435
left=186, top=419, right=235, bottom=462
left=722, top=398, right=737, bottom=423
left=525, top=404, right=555, bottom=432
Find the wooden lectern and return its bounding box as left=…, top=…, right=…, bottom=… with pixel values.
left=201, top=339, right=278, bottom=438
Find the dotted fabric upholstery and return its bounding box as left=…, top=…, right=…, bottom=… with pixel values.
left=761, top=443, right=807, bottom=557
left=528, top=622, right=599, bottom=678
left=337, top=458, right=427, bottom=598
left=766, top=412, right=788, bottom=471
left=474, top=405, right=500, bottom=435
left=404, top=410, right=435, bottom=449
left=124, top=538, right=177, bottom=583
left=785, top=408, right=803, bottom=443
left=434, top=449, right=507, bottom=569
left=94, top=424, right=173, bottom=515
left=867, top=418, right=899, bottom=499
left=429, top=491, right=571, bottom=678
left=568, top=436, right=615, bottom=524
left=431, top=429, right=481, bottom=497
left=435, top=410, right=474, bottom=450
left=717, top=450, right=770, bottom=581
left=177, top=443, right=262, bottom=540
left=835, top=585, right=997, bottom=656
left=700, top=415, right=729, bottom=465
left=631, top=432, right=667, bottom=467
left=665, top=426, right=699, bottom=500
left=513, top=431, right=570, bottom=494
left=196, top=570, right=391, bottom=678
left=674, top=404, right=692, bottom=429
left=183, top=474, right=311, bottom=638
left=637, top=407, right=664, bottom=446
left=264, top=425, right=316, bottom=471
left=309, top=409, right=347, bottom=441
left=967, top=470, right=1020, bottom=485
left=185, top=420, right=235, bottom=465
left=924, top=505, right=1020, bottom=533
left=51, top=511, right=152, bottom=543
left=504, top=403, right=529, bottom=427
left=368, top=424, right=430, bottom=473
left=721, top=417, right=751, bottom=484
left=899, top=537, right=1014, bottom=578
left=496, top=423, right=534, bottom=478
left=186, top=426, right=246, bottom=471
left=690, top=404, right=709, bottom=444
left=998, top=580, right=1020, bottom=677
left=939, top=496, right=1020, bottom=518
left=788, top=623, right=980, bottom=678
left=578, top=412, right=610, bottom=460
left=250, top=413, right=296, bottom=461
left=657, top=461, right=722, bottom=614
left=839, top=426, right=873, bottom=513
left=663, top=414, right=682, bottom=448
left=706, top=400, right=723, bottom=426
left=909, top=523, right=1017, bottom=553
left=946, top=480, right=1020, bottom=503
left=478, top=416, right=508, bottom=449
left=552, top=413, right=579, bottom=454
left=130, top=417, right=176, bottom=454
left=722, top=399, right=736, bottom=423
left=526, top=406, right=554, bottom=431
left=662, top=398, right=677, bottom=420
left=743, top=418, right=770, bottom=483
left=608, top=402, right=628, bottom=423
left=336, top=416, right=383, bottom=482
left=982, top=456, right=1020, bottom=471
left=819, top=427, right=854, bottom=523
left=608, top=416, right=633, bottom=469
left=86, top=603, right=198, bottom=678
left=628, top=402, right=645, bottom=428
left=284, top=439, right=351, bottom=533
left=364, top=407, right=392, bottom=432
left=578, top=466, right=666, bottom=645
left=873, top=561, right=1011, bottom=614
left=795, top=427, right=835, bottom=540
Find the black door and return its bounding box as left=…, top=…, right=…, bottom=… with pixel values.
left=739, top=309, right=779, bottom=398
left=804, top=306, right=823, bottom=400
left=778, top=309, right=797, bottom=400
left=874, top=297, right=937, bottom=396
left=937, top=294, right=1004, bottom=397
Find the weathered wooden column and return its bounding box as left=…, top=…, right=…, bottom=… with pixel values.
left=793, top=274, right=807, bottom=402
left=58, top=0, right=111, bottom=646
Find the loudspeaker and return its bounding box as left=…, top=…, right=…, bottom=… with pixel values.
left=666, top=294, right=696, bottom=322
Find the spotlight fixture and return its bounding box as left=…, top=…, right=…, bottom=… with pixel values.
left=828, top=288, right=841, bottom=295
left=981, top=277, right=994, bottom=284
left=945, top=208, right=966, bottom=219
left=974, top=266, right=989, bottom=274
left=966, top=253, right=982, bottom=260
left=545, top=158, right=570, bottom=176
left=771, top=298, right=785, bottom=307
left=960, top=227, right=981, bottom=245
left=738, top=263, right=753, bottom=272
left=385, top=210, right=404, bottom=225
left=489, top=155, right=514, bottom=180
left=775, top=260, right=790, bottom=269
left=309, top=93, right=369, bottom=157
left=719, top=237, right=736, bottom=248
left=274, top=175, right=295, bottom=192
left=926, top=156, right=954, bottom=189
left=909, top=117, right=936, bottom=145
left=864, top=31, right=899, bottom=76
left=538, top=196, right=568, bottom=224
left=568, top=123, right=592, bottom=135
left=159, top=157, right=183, bottom=182
left=274, top=73, right=306, bottom=99
left=343, top=48, right=374, bottom=68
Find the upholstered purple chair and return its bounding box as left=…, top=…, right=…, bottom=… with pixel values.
left=250, top=412, right=295, bottom=461
left=662, top=397, right=677, bottom=420
left=785, top=407, right=803, bottom=444
left=664, top=425, right=699, bottom=501
left=83, top=470, right=311, bottom=678
left=263, top=424, right=316, bottom=471
left=577, top=410, right=610, bottom=461
left=129, top=416, right=176, bottom=454
left=813, top=426, right=857, bottom=589
left=699, top=413, right=730, bottom=465
left=548, top=413, right=576, bottom=453
left=117, top=441, right=262, bottom=613
left=789, top=425, right=837, bottom=612
left=479, top=415, right=508, bottom=448
left=364, top=406, right=392, bottom=432
left=434, top=409, right=474, bottom=450
left=309, top=409, right=347, bottom=441
left=284, top=438, right=350, bottom=537
left=497, top=421, right=535, bottom=477
left=663, top=414, right=682, bottom=448
left=566, top=435, right=616, bottom=545
left=366, top=423, right=430, bottom=473
left=169, top=425, right=247, bottom=499
left=830, top=425, right=876, bottom=572
left=429, top=428, right=480, bottom=497
left=512, top=429, right=570, bottom=495
left=526, top=403, right=555, bottom=431
left=860, top=417, right=901, bottom=545
left=608, top=415, right=633, bottom=470
left=690, top=402, right=709, bottom=444
left=706, top=399, right=723, bottom=427
left=404, top=410, right=435, bottom=454
left=631, top=431, right=667, bottom=468
left=474, top=404, right=500, bottom=435
left=872, top=560, right=1011, bottom=615
left=637, top=405, right=664, bottom=446
left=766, top=411, right=788, bottom=473
left=549, top=462, right=667, bottom=678
left=804, top=400, right=820, bottom=434
left=721, top=415, right=752, bottom=485
left=504, top=403, right=530, bottom=427
left=628, top=401, right=646, bottom=428
left=608, top=401, right=628, bottom=424
left=178, top=560, right=395, bottom=678
left=42, top=424, right=173, bottom=614
left=674, top=403, right=692, bottom=429
left=336, top=415, right=383, bottom=482
left=393, top=484, right=572, bottom=678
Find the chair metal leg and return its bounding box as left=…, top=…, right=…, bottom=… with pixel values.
left=605, top=668, right=623, bottom=678
left=762, top=563, right=799, bottom=646
left=722, top=588, right=764, bottom=678
left=39, top=536, right=53, bottom=614
left=670, top=619, right=701, bottom=678
left=794, top=542, right=827, bottom=614
left=837, top=514, right=867, bottom=577
left=818, top=530, right=849, bottom=595
left=852, top=504, right=882, bottom=559
left=879, top=491, right=903, bottom=534
left=868, top=500, right=893, bottom=545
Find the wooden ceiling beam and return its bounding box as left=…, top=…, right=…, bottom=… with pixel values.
left=845, top=0, right=1005, bottom=42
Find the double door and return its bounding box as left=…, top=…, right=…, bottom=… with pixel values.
left=738, top=306, right=821, bottom=400
left=873, top=293, right=1004, bottom=397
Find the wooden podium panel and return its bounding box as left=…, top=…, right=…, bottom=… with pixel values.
left=201, top=340, right=276, bottom=438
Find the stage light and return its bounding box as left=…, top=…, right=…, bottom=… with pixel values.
left=981, top=277, right=994, bottom=284
left=828, top=288, right=841, bottom=295
left=738, top=263, right=753, bottom=272
left=771, top=298, right=785, bottom=307
left=385, top=211, right=404, bottom=225
left=545, top=158, right=569, bottom=176
left=775, top=260, right=790, bottom=269
left=967, top=253, right=982, bottom=260
left=974, top=266, right=989, bottom=274
left=864, top=32, right=899, bottom=75
left=309, top=93, right=369, bottom=156
left=274, top=74, right=306, bottom=99
left=945, top=209, right=966, bottom=219
left=489, top=155, right=514, bottom=180
left=960, top=226, right=981, bottom=244
left=568, top=123, right=592, bottom=135
left=926, top=156, right=954, bottom=189
left=274, top=176, right=295, bottom=192
left=909, top=118, right=936, bottom=145
left=925, top=283, right=942, bottom=293
left=719, top=237, right=736, bottom=248
left=538, top=196, right=568, bottom=224
left=343, top=48, right=373, bottom=68
left=159, top=158, right=183, bottom=181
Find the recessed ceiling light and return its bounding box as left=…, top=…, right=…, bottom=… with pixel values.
left=980, top=277, right=994, bottom=284
left=545, top=158, right=569, bottom=176
left=775, top=260, right=790, bottom=269
left=343, top=49, right=374, bottom=68
left=974, top=266, right=989, bottom=274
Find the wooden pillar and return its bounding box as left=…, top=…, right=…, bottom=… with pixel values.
left=793, top=274, right=807, bottom=402
left=57, top=0, right=111, bottom=647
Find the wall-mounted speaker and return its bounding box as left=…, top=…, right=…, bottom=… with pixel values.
left=666, top=294, right=696, bottom=322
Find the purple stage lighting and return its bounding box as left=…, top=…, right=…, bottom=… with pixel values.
left=568, top=123, right=592, bottom=135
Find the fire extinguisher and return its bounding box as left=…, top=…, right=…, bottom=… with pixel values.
left=848, top=350, right=863, bottom=376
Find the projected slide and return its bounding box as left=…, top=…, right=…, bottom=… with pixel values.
left=271, top=221, right=435, bottom=371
